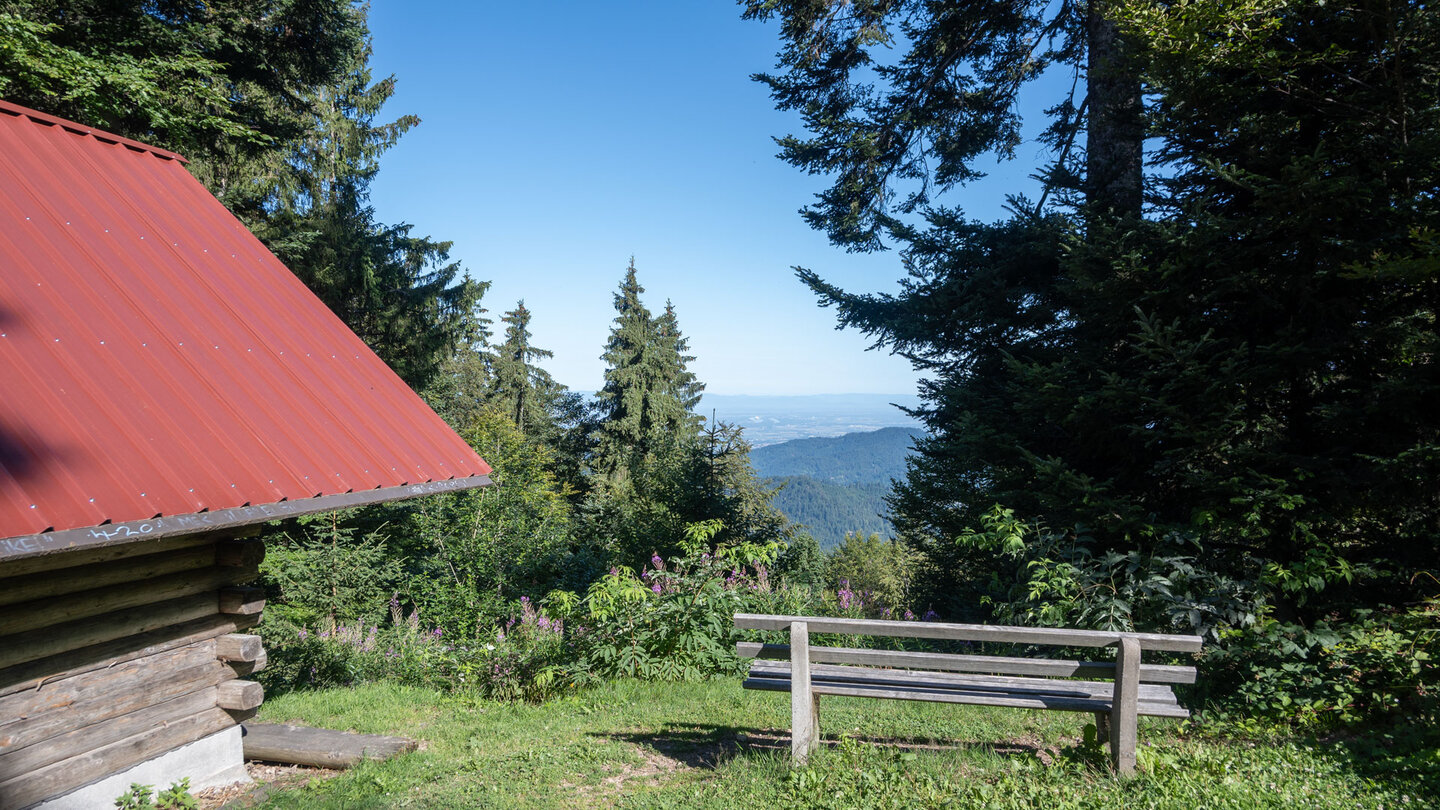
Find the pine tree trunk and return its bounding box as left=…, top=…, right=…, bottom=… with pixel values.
left=1086, top=1, right=1143, bottom=216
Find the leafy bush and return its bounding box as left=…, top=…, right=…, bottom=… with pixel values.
left=1201, top=600, right=1439, bottom=725
left=561, top=520, right=779, bottom=682
left=827, top=531, right=921, bottom=611
left=957, top=506, right=1263, bottom=639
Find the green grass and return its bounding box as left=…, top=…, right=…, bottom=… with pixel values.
left=247, top=680, right=1436, bottom=809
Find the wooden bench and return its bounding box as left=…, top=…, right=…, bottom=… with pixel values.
left=734, top=613, right=1202, bottom=772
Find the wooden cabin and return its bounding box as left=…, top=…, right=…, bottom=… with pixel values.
left=0, top=100, right=492, bottom=809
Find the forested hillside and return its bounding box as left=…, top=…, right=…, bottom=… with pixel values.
left=751, top=426, right=922, bottom=484
left=751, top=427, right=921, bottom=547
left=769, top=477, right=891, bottom=549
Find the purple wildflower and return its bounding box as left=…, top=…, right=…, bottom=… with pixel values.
left=651, top=582, right=662, bottom=595
left=923, top=608, right=940, bottom=622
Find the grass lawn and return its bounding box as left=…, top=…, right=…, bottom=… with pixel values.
left=244, top=680, right=1434, bottom=809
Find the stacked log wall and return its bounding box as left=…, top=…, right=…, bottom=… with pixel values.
left=0, top=533, right=268, bottom=810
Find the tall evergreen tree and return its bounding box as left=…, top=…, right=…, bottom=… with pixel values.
left=594, top=264, right=707, bottom=476
left=487, top=301, right=559, bottom=436
left=750, top=0, right=1440, bottom=624
left=655, top=300, right=706, bottom=422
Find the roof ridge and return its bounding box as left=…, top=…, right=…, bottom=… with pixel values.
left=0, top=98, right=188, bottom=163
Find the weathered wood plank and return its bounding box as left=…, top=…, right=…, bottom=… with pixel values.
left=0, top=534, right=215, bottom=579
left=0, top=640, right=217, bottom=730
left=0, top=707, right=233, bottom=810
left=216, top=634, right=263, bottom=663
left=0, top=593, right=218, bottom=671
left=230, top=650, right=268, bottom=677
left=216, top=680, right=264, bottom=711
left=0, top=661, right=231, bottom=754
left=748, top=660, right=1179, bottom=703
left=219, top=587, right=266, bottom=615
left=789, top=621, right=818, bottom=764
left=215, top=538, right=265, bottom=569
left=0, top=687, right=221, bottom=780
left=0, top=565, right=257, bottom=637
left=241, top=724, right=417, bottom=768
left=0, top=544, right=217, bottom=608
left=736, top=642, right=1197, bottom=684
left=1110, top=637, right=1141, bottom=774
left=743, top=676, right=1190, bottom=718
left=0, top=612, right=258, bottom=696
left=734, top=614, right=1203, bottom=652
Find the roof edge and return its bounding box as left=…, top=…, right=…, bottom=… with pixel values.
left=0, top=476, right=493, bottom=564
left=0, top=99, right=188, bottom=163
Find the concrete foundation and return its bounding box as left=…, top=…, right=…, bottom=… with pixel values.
left=33, top=726, right=249, bottom=809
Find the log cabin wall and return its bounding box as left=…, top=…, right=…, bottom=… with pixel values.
left=0, top=533, right=269, bottom=810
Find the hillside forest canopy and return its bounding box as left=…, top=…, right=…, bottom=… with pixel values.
left=1, top=0, right=1436, bottom=730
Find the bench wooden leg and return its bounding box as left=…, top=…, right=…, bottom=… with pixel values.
left=790, top=621, right=820, bottom=764
left=1093, top=711, right=1110, bottom=743
left=1109, top=636, right=1140, bottom=774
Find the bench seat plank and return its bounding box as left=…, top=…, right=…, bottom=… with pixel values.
left=749, top=660, right=1181, bottom=704
left=737, top=642, right=1197, bottom=684
left=743, top=675, right=1190, bottom=718
left=734, top=613, right=1203, bottom=652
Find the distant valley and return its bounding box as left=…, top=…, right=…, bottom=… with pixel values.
left=749, top=426, right=924, bottom=549
left=699, top=393, right=921, bottom=446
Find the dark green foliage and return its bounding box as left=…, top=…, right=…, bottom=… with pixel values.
left=769, top=476, right=892, bottom=550
left=593, top=259, right=704, bottom=476
left=752, top=0, right=1440, bottom=644
left=775, top=532, right=827, bottom=587
left=1200, top=600, right=1440, bottom=727
left=750, top=427, right=923, bottom=485
left=486, top=300, right=561, bottom=437
left=259, top=510, right=401, bottom=629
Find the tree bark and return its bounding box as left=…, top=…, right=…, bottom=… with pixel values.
left=1087, top=1, right=1144, bottom=217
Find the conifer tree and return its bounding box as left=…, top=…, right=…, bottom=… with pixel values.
left=594, top=259, right=663, bottom=473
left=655, top=300, right=705, bottom=425
left=487, top=301, right=558, bottom=436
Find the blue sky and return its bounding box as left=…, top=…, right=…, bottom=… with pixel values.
left=365, top=1, right=1046, bottom=395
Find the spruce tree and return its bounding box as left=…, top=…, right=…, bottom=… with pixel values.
left=750, top=0, right=1440, bottom=623
left=655, top=300, right=706, bottom=426
left=594, top=259, right=668, bottom=474
left=486, top=301, right=557, bottom=436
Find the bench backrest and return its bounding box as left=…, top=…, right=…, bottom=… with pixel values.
left=733, top=613, right=1202, bottom=685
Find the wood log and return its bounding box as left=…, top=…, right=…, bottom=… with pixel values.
left=215, top=634, right=263, bottom=663
left=0, top=612, right=258, bottom=697
left=0, top=565, right=257, bottom=637
left=241, top=724, right=417, bottom=768
left=215, top=538, right=265, bottom=570
left=230, top=650, right=268, bottom=676
left=737, top=642, right=1198, bottom=684
left=0, top=661, right=231, bottom=754
left=0, top=640, right=217, bottom=727
left=733, top=613, right=1204, bottom=653
left=216, top=680, right=264, bottom=711
left=219, top=587, right=266, bottom=615
left=0, top=687, right=220, bottom=780
left=0, top=544, right=217, bottom=608
left=0, top=707, right=234, bottom=810
left=0, top=593, right=217, bottom=671
left=0, top=534, right=213, bottom=579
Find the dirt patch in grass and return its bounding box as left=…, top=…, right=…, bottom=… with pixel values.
left=197, top=761, right=342, bottom=809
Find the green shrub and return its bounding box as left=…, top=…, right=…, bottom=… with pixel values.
left=1201, top=600, right=1439, bottom=725
left=113, top=779, right=196, bottom=810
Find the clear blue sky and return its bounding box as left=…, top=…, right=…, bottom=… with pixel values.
left=366, top=1, right=1045, bottom=396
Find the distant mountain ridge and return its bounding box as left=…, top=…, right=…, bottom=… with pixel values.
left=750, top=426, right=924, bottom=549
left=699, top=393, right=921, bottom=446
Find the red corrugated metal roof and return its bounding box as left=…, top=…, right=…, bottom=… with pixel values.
left=0, top=100, right=491, bottom=541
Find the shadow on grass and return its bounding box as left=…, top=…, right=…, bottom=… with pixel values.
left=595, top=724, right=1057, bottom=771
